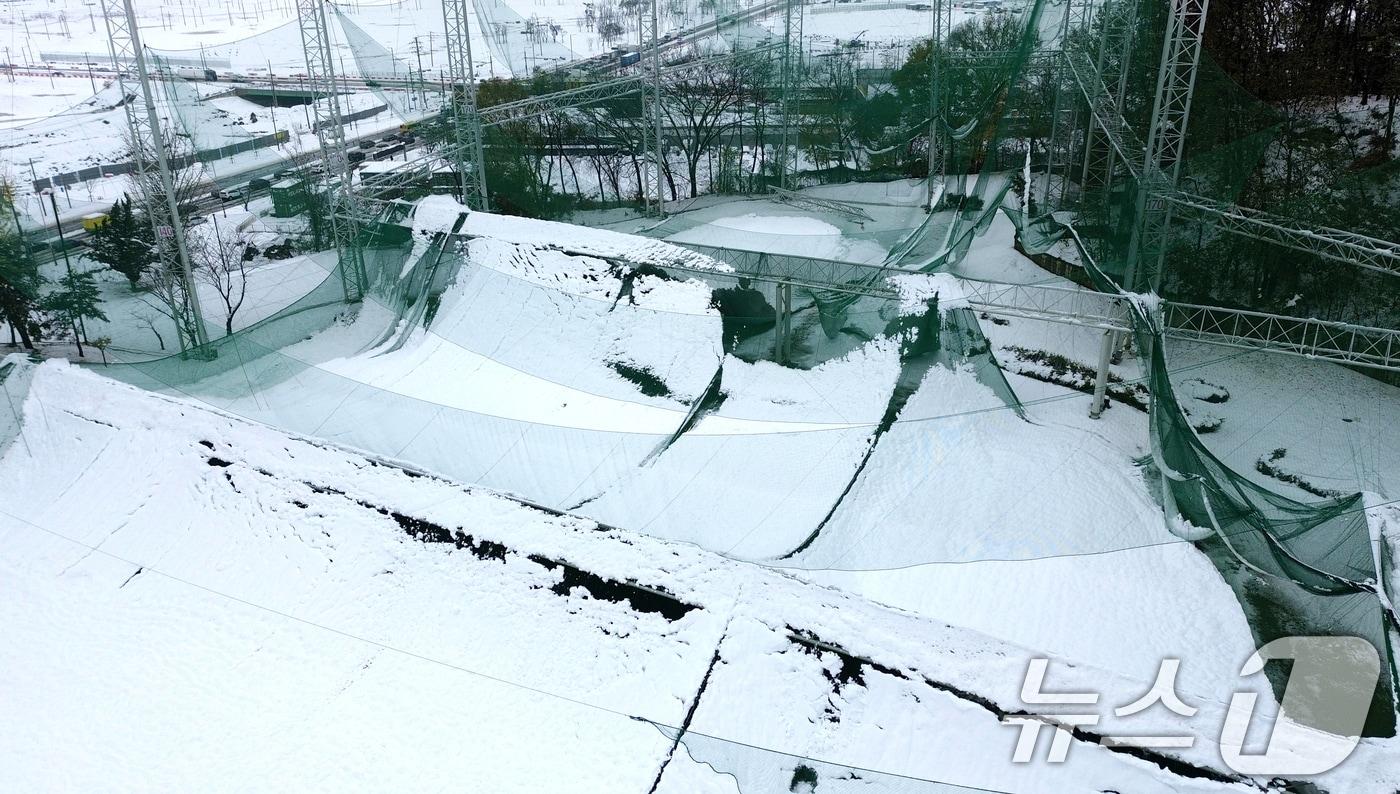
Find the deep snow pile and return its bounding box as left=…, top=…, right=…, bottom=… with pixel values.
left=6, top=359, right=1400, bottom=792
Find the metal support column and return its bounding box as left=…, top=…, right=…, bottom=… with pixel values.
left=1125, top=0, right=1209, bottom=294
left=443, top=0, right=489, bottom=210
left=773, top=282, right=793, bottom=363
left=638, top=0, right=665, bottom=215
left=103, top=0, right=210, bottom=354
left=1040, top=0, right=1092, bottom=211
left=925, top=0, right=948, bottom=208
left=297, top=0, right=367, bottom=302
left=1088, top=329, right=1115, bottom=418
left=1079, top=0, right=1139, bottom=204
left=778, top=0, right=804, bottom=192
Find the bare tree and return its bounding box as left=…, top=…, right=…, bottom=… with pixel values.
left=133, top=309, right=168, bottom=352
left=660, top=55, right=752, bottom=198
left=123, top=125, right=211, bottom=352
left=192, top=216, right=251, bottom=337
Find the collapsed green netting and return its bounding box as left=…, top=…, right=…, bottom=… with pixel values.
left=74, top=0, right=1400, bottom=746
left=334, top=7, right=434, bottom=123
left=1066, top=226, right=1400, bottom=736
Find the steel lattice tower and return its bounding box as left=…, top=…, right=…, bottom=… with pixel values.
left=1079, top=0, right=1140, bottom=204
left=637, top=0, right=665, bottom=215
left=925, top=0, right=949, bottom=207
left=1041, top=0, right=1093, bottom=210
left=297, top=0, right=368, bottom=302
left=1126, top=0, right=1209, bottom=293
left=102, top=0, right=210, bottom=353
left=778, top=0, right=803, bottom=192
left=443, top=0, right=489, bottom=210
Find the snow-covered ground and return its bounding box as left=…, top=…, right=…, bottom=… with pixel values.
left=5, top=357, right=1399, bottom=791
left=4, top=177, right=1400, bottom=790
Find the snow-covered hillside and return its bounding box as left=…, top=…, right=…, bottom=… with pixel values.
left=5, top=358, right=1398, bottom=792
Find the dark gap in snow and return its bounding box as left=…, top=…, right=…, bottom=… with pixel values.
left=610, top=262, right=678, bottom=310
left=118, top=567, right=143, bottom=589
left=532, top=554, right=697, bottom=622
left=206, top=457, right=233, bottom=468
left=61, top=410, right=116, bottom=428
left=335, top=491, right=693, bottom=619
left=646, top=630, right=728, bottom=794
left=782, top=298, right=944, bottom=559
left=711, top=283, right=776, bottom=355
left=304, top=482, right=346, bottom=497
left=198, top=440, right=215, bottom=449
left=785, top=630, right=1257, bottom=788
left=387, top=507, right=511, bottom=563
left=292, top=500, right=308, bottom=509
left=789, top=628, right=905, bottom=692
left=790, top=764, right=820, bottom=791
left=607, top=360, right=676, bottom=400
left=640, top=364, right=726, bottom=467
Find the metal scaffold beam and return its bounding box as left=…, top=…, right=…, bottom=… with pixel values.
left=297, top=0, right=367, bottom=302
left=666, top=240, right=1400, bottom=373
left=1162, top=192, right=1400, bottom=277
left=443, top=0, right=489, bottom=210
left=1064, top=49, right=1145, bottom=182
left=102, top=0, right=210, bottom=354
left=1163, top=303, right=1400, bottom=372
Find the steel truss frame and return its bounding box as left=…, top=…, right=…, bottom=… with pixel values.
left=1041, top=0, right=1094, bottom=210
left=102, top=0, right=210, bottom=352
left=771, top=187, right=873, bottom=223
left=1163, top=193, right=1400, bottom=277
left=777, top=0, right=803, bottom=192
left=1123, top=0, right=1208, bottom=293
left=1077, top=0, right=1139, bottom=205
left=925, top=0, right=950, bottom=206
left=442, top=0, right=489, bottom=209
left=1164, top=303, right=1400, bottom=372
left=669, top=241, right=1400, bottom=373
left=297, top=0, right=367, bottom=301
left=638, top=0, right=665, bottom=215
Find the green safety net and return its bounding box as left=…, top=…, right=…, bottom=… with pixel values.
left=334, top=7, right=437, bottom=123
left=1028, top=0, right=1400, bottom=736
left=52, top=0, right=1398, bottom=752
left=1066, top=226, right=1400, bottom=736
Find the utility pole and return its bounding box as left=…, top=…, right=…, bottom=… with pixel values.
left=102, top=0, right=211, bottom=354
left=267, top=63, right=280, bottom=145
left=442, top=0, right=490, bottom=210
left=410, top=36, right=427, bottom=107
left=46, top=191, right=73, bottom=277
